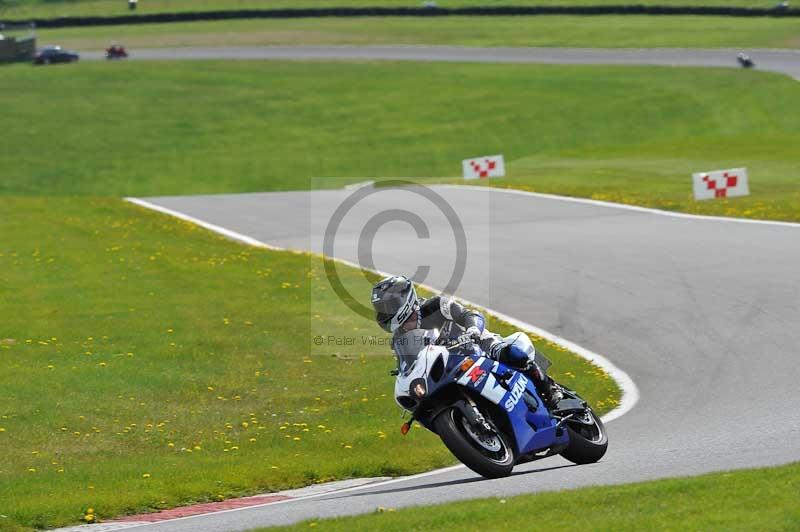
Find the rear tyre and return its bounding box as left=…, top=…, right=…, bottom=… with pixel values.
left=560, top=408, right=608, bottom=464
left=434, top=405, right=515, bottom=479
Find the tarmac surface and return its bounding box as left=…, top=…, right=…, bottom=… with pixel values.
left=127, top=185, right=800, bottom=530
left=83, top=45, right=800, bottom=80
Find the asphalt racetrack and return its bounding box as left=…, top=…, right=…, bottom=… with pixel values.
left=83, top=45, right=800, bottom=80
left=129, top=185, right=800, bottom=531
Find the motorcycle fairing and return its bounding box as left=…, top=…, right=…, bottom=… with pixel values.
left=458, top=356, right=569, bottom=454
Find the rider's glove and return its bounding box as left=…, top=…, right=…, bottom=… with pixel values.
left=465, top=326, right=482, bottom=341
left=456, top=326, right=482, bottom=346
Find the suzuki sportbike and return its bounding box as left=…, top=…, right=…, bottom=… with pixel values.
left=393, top=328, right=607, bottom=478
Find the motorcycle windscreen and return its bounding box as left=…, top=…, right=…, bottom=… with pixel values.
left=393, top=328, right=439, bottom=376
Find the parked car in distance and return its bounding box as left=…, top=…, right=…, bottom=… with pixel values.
left=33, top=45, right=79, bottom=65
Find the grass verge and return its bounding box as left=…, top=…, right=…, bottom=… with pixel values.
left=30, top=15, right=800, bottom=50
left=0, top=0, right=781, bottom=20
left=267, top=461, right=800, bottom=531
left=0, top=197, right=618, bottom=531
left=2, top=61, right=798, bottom=221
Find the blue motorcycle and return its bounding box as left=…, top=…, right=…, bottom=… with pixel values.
left=393, top=329, right=607, bottom=478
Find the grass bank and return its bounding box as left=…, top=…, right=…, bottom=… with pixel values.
left=32, top=15, right=800, bottom=50
left=0, top=0, right=781, bottom=20
left=270, top=461, right=800, bottom=531
left=2, top=61, right=798, bottom=221
left=0, top=197, right=618, bottom=530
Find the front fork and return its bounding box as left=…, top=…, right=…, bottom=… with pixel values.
left=460, top=391, right=495, bottom=434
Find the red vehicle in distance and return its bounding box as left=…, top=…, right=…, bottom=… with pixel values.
left=105, top=43, right=128, bottom=60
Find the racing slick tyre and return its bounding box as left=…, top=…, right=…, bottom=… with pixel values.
left=560, top=408, right=608, bottom=464
left=434, top=405, right=515, bottom=478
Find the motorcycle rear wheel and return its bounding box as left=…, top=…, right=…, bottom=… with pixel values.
left=434, top=405, right=515, bottom=478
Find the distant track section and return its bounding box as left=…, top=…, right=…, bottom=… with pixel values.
left=3, top=5, right=799, bottom=29
left=78, top=45, right=800, bottom=81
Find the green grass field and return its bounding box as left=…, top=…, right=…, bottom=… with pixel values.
left=0, top=197, right=618, bottom=530
left=2, top=11, right=797, bottom=531
left=268, top=462, right=800, bottom=531
left=2, top=61, right=799, bottom=221
left=29, top=15, right=800, bottom=50
left=0, top=0, right=784, bottom=20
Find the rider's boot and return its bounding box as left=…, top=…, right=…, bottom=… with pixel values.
left=525, top=363, right=563, bottom=410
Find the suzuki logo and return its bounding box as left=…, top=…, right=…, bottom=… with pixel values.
left=504, top=375, right=529, bottom=412
left=467, top=366, right=486, bottom=384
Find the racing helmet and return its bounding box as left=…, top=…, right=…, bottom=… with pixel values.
left=371, top=275, right=419, bottom=332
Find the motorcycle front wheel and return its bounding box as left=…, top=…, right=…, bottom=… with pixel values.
left=434, top=405, right=515, bottom=478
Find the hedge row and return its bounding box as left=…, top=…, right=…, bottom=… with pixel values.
left=3, top=5, right=800, bottom=29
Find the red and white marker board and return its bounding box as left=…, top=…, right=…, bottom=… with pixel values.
left=462, top=155, right=505, bottom=180
left=692, top=168, right=749, bottom=200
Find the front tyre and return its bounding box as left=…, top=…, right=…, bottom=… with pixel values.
left=434, top=406, right=515, bottom=478
left=560, top=408, right=608, bottom=464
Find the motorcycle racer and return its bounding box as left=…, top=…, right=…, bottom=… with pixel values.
left=371, top=275, right=562, bottom=408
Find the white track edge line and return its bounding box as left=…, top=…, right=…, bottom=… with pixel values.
left=121, top=195, right=639, bottom=524
left=447, top=184, right=800, bottom=228
left=124, top=198, right=284, bottom=250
